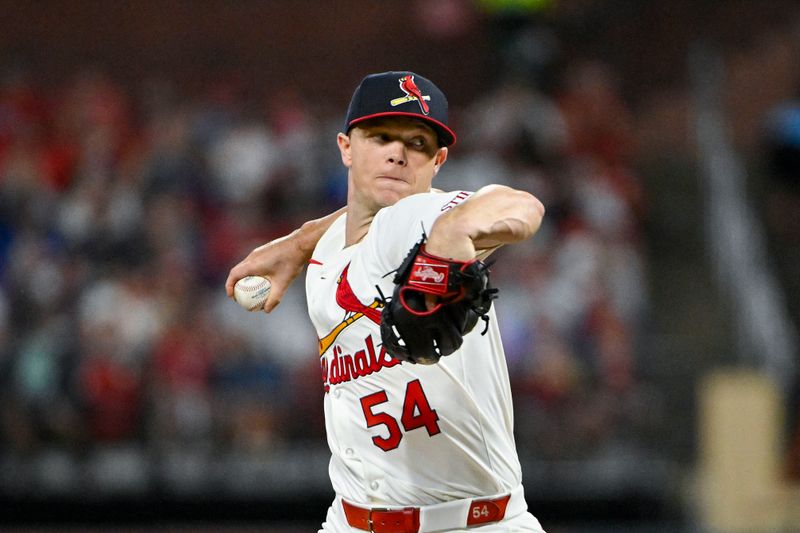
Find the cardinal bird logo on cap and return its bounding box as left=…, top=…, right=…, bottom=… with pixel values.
left=390, top=75, right=431, bottom=115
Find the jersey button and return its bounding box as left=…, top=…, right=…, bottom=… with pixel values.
left=333, top=388, right=341, bottom=398
left=345, top=448, right=354, bottom=456
left=369, top=481, right=380, bottom=491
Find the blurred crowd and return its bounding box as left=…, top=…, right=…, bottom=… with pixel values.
left=0, top=58, right=655, bottom=486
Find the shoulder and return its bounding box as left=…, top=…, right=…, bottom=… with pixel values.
left=356, top=190, right=474, bottom=277
left=375, top=190, right=474, bottom=225
left=393, top=190, right=474, bottom=212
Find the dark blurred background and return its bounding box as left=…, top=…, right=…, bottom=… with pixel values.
left=1, top=1, right=800, bottom=531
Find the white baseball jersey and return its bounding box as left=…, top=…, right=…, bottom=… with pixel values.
left=305, top=190, right=523, bottom=508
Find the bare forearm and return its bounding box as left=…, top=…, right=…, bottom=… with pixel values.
left=225, top=206, right=346, bottom=310
left=237, top=206, right=345, bottom=267
left=425, top=185, right=544, bottom=260
left=294, top=206, right=348, bottom=258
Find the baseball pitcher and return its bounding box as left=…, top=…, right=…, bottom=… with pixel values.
left=227, top=71, right=546, bottom=533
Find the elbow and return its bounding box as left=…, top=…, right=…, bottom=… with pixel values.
left=527, top=191, right=546, bottom=220
left=464, top=185, right=546, bottom=247
left=482, top=184, right=545, bottom=218
left=517, top=190, right=545, bottom=238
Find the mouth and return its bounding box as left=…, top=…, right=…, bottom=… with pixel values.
left=377, top=175, right=407, bottom=183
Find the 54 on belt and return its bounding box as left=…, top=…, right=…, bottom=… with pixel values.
left=341, top=493, right=511, bottom=533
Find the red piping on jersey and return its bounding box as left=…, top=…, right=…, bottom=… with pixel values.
left=336, top=264, right=382, bottom=324
left=309, top=258, right=323, bottom=265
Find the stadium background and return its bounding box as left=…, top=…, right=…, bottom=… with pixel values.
left=1, top=0, right=800, bottom=531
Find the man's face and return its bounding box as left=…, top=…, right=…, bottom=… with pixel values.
left=338, top=116, right=448, bottom=212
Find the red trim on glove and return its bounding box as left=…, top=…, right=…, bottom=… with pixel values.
left=398, top=245, right=479, bottom=316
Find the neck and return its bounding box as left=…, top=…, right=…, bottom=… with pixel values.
left=345, top=190, right=379, bottom=246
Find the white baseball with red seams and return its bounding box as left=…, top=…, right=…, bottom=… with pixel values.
left=233, top=275, right=271, bottom=311
left=305, top=191, right=546, bottom=532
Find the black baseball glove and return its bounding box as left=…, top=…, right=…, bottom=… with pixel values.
left=379, top=237, right=498, bottom=365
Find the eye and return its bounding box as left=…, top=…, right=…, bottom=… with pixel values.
left=409, top=137, right=426, bottom=149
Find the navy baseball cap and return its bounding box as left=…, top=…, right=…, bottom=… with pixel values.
left=344, top=71, right=457, bottom=147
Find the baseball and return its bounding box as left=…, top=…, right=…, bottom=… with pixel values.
left=233, top=275, right=272, bottom=311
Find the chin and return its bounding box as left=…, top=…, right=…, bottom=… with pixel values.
left=374, top=187, right=411, bottom=207
left=375, top=193, right=404, bottom=208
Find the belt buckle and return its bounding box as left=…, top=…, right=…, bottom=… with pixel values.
left=368, top=507, right=389, bottom=532
left=367, top=506, right=419, bottom=533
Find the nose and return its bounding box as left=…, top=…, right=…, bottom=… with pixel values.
left=386, top=141, right=407, bottom=166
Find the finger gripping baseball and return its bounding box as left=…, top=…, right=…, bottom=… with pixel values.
left=380, top=239, right=498, bottom=365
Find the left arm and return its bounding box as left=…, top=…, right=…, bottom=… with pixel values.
left=424, top=185, right=545, bottom=261
left=379, top=186, right=544, bottom=360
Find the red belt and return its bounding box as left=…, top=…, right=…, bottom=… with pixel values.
left=341, top=494, right=511, bottom=533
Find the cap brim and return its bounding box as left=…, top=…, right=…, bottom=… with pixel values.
left=348, top=112, right=456, bottom=147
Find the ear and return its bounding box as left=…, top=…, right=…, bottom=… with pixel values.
left=337, top=132, right=352, bottom=168
left=432, top=147, right=448, bottom=176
